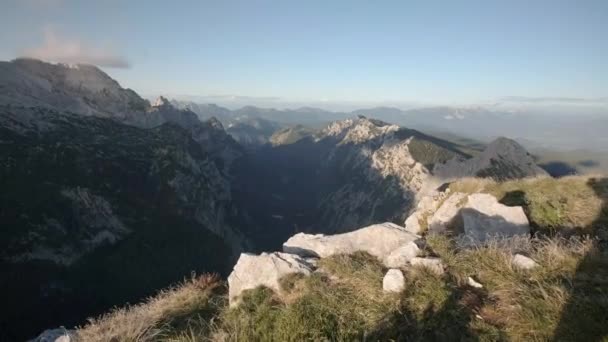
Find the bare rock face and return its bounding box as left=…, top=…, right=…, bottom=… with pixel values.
left=283, top=222, right=420, bottom=267
left=385, top=242, right=421, bottom=268
left=460, top=193, right=530, bottom=245
left=428, top=192, right=467, bottom=233
left=512, top=254, right=539, bottom=270
left=227, top=252, right=314, bottom=306
left=383, top=269, right=406, bottom=293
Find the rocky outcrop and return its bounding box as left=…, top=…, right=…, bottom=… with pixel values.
left=383, top=269, right=406, bottom=293
left=227, top=252, right=314, bottom=305
left=460, top=193, right=530, bottom=245
left=283, top=222, right=420, bottom=267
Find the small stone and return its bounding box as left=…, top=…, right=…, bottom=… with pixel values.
left=410, top=257, right=445, bottom=275
left=383, top=269, right=405, bottom=293
left=512, top=254, right=539, bottom=270
left=467, top=276, right=483, bottom=288
left=385, top=242, right=420, bottom=268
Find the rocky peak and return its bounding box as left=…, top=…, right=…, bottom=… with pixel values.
left=320, top=117, right=399, bottom=144
left=1, top=58, right=149, bottom=118
left=152, top=96, right=171, bottom=108
left=483, top=137, right=531, bottom=159
left=433, top=136, right=547, bottom=181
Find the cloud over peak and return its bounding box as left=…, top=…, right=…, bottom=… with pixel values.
left=21, top=28, right=130, bottom=68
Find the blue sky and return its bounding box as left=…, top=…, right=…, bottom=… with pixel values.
left=1, top=0, right=607, bottom=107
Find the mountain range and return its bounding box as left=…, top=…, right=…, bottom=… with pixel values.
left=1, top=59, right=549, bottom=340
left=171, top=99, right=608, bottom=156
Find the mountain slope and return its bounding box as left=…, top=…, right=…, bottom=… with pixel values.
left=0, top=60, right=248, bottom=340
left=233, top=116, right=546, bottom=250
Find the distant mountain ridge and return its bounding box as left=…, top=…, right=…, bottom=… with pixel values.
left=173, top=99, right=608, bottom=153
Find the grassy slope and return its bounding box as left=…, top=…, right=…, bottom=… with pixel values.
left=75, top=238, right=607, bottom=342
left=74, top=175, right=608, bottom=341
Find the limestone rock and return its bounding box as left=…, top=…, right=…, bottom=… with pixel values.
left=30, top=328, right=75, bottom=342
left=283, top=222, right=420, bottom=267
left=460, top=193, right=530, bottom=245
left=512, top=254, right=539, bottom=270
left=428, top=192, right=467, bottom=233
left=383, top=269, right=406, bottom=293
left=404, top=212, right=423, bottom=234
left=227, top=252, right=314, bottom=306
left=410, top=257, right=445, bottom=275
left=467, top=276, right=483, bottom=288
left=385, top=242, right=420, bottom=268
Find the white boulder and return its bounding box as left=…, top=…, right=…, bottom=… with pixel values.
left=283, top=222, right=419, bottom=267
left=460, top=193, right=530, bottom=245
left=410, top=257, right=445, bottom=275
left=227, top=252, right=314, bottom=306
left=512, top=254, right=539, bottom=270
left=428, top=192, right=467, bottom=233
left=383, top=269, right=406, bottom=293
left=385, top=242, right=420, bottom=268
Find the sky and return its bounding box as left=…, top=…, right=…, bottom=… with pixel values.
left=1, top=0, right=607, bottom=108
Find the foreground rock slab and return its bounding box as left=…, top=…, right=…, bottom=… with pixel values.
left=228, top=252, right=314, bottom=305
left=283, top=222, right=419, bottom=267
left=461, top=193, right=530, bottom=245
left=383, top=269, right=406, bottom=292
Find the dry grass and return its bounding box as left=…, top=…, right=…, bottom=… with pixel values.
left=76, top=274, right=223, bottom=342
left=426, top=234, right=607, bottom=341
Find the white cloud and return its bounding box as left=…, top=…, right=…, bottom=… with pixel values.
left=21, top=27, right=130, bottom=68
